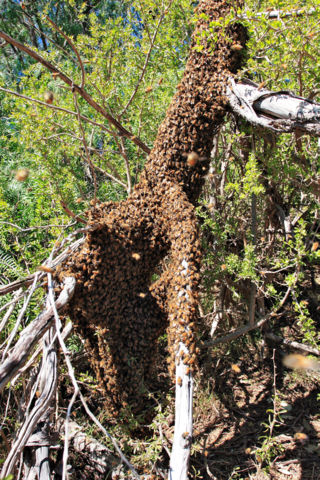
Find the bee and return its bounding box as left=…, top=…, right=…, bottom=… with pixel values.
left=177, top=376, right=182, bottom=386
left=231, top=364, right=241, bottom=373
left=15, top=168, right=29, bottom=182
left=44, top=91, right=54, bottom=104
left=38, top=265, right=55, bottom=273
left=132, top=253, right=141, bottom=260
left=283, top=354, right=320, bottom=371
left=294, top=432, right=308, bottom=443
left=184, top=152, right=207, bottom=167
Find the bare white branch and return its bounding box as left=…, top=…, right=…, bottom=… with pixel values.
left=0, top=276, right=76, bottom=392
left=227, top=78, right=320, bottom=135
left=169, top=259, right=194, bottom=480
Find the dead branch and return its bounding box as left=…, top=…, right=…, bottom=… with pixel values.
left=207, top=285, right=291, bottom=347
left=244, top=7, right=318, bottom=20
left=0, top=288, right=23, bottom=333
left=0, top=237, right=84, bottom=296
left=169, top=260, right=194, bottom=480
left=227, top=78, right=320, bottom=135
left=0, top=276, right=75, bottom=392
left=56, top=419, right=119, bottom=475
left=1, top=275, right=39, bottom=358
left=265, top=332, right=320, bottom=356
left=1, top=326, right=58, bottom=479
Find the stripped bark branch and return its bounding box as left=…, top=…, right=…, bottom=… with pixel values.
left=0, top=237, right=84, bottom=296
left=0, top=276, right=75, bottom=392
left=265, top=332, right=320, bottom=356
left=56, top=419, right=119, bottom=475
left=1, top=326, right=58, bottom=479
left=227, top=78, right=320, bottom=135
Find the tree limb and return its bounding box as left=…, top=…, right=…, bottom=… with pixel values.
left=265, top=332, right=320, bottom=356
left=227, top=78, right=320, bottom=135
left=0, top=276, right=75, bottom=393
left=1, top=326, right=58, bottom=479
left=0, top=30, right=151, bottom=154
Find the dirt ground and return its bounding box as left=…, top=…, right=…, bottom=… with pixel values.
left=185, top=349, right=320, bottom=480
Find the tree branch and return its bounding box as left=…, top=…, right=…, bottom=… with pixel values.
left=45, top=15, right=86, bottom=89
left=0, top=86, right=115, bottom=136
left=120, top=1, right=173, bottom=116
left=1, top=326, right=58, bottom=479
left=265, top=332, right=320, bottom=356
left=0, top=276, right=76, bottom=392
left=227, top=78, right=320, bottom=135
left=0, top=30, right=151, bottom=154
left=206, top=285, right=291, bottom=347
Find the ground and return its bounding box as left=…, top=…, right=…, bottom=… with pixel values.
left=64, top=332, right=320, bottom=480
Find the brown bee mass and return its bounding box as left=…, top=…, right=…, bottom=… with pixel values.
left=55, top=0, right=247, bottom=412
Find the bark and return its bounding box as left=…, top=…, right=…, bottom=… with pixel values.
left=227, top=78, right=320, bottom=135
left=0, top=276, right=75, bottom=393
left=1, top=326, right=58, bottom=479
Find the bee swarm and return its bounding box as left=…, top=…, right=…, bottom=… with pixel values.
left=55, top=0, right=247, bottom=412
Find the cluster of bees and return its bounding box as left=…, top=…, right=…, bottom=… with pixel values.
left=55, top=0, right=247, bottom=412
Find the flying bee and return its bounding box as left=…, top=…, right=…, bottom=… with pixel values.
left=294, top=432, right=309, bottom=443
left=38, top=265, right=55, bottom=273
left=15, top=168, right=29, bottom=181
left=183, top=151, right=208, bottom=168
left=283, top=354, right=320, bottom=371
left=44, top=91, right=54, bottom=104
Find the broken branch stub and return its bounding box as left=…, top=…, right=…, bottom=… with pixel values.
left=227, top=78, right=320, bottom=135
